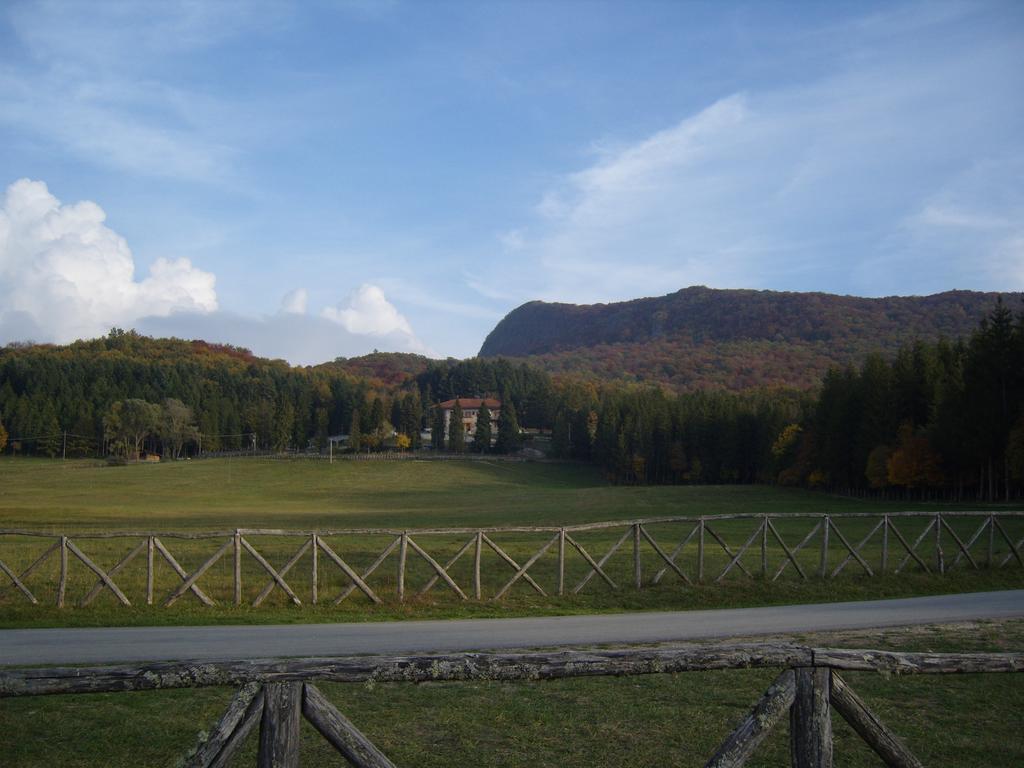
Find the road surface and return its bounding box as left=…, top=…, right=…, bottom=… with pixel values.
left=1, top=590, right=1021, bottom=666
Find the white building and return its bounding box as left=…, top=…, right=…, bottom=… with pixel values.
left=438, top=398, right=500, bottom=443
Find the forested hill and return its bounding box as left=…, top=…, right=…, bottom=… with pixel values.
left=318, top=352, right=432, bottom=388
left=479, top=287, right=1020, bottom=391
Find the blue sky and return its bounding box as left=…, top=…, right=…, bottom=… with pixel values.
left=1, top=0, right=1021, bottom=362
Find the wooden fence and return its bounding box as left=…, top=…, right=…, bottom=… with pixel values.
left=1, top=642, right=1021, bottom=766
left=1, top=512, right=1022, bottom=608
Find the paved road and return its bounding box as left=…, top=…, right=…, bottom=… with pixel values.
left=2, top=590, right=1021, bottom=666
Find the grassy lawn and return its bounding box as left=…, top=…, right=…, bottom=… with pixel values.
left=1, top=620, right=1021, bottom=767
left=0, top=457, right=1021, bottom=628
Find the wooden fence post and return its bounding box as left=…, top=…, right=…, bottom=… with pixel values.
left=698, top=519, right=705, bottom=583
left=473, top=531, right=482, bottom=601
left=146, top=536, right=155, bottom=606
left=258, top=682, right=301, bottom=768
left=558, top=528, right=566, bottom=597
left=634, top=523, right=642, bottom=589
left=397, top=533, right=408, bottom=602
left=988, top=515, right=995, bottom=567
left=819, top=518, right=830, bottom=579
left=881, top=516, right=888, bottom=574
left=761, top=516, right=768, bottom=578
left=56, top=536, right=68, bottom=608
left=234, top=530, right=242, bottom=606
left=790, top=666, right=832, bottom=768
left=935, top=515, right=944, bottom=575
left=311, top=534, right=319, bottom=605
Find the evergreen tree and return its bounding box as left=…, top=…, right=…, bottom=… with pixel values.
left=349, top=408, right=362, bottom=452
left=431, top=404, right=445, bottom=450
left=405, top=390, right=423, bottom=447
left=449, top=400, right=465, bottom=453
left=494, top=397, right=521, bottom=454
left=474, top=402, right=492, bottom=452
left=315, top=406, right=329, bottom=452
left=390, top=397, right=403, bottom=433
left=273, top=401, right=295, bottom=451
left=550, top=410, right=570, bottom=458
left=369, top=397, right=385, bottom=431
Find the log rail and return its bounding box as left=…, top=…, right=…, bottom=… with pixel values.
left=1, top=511, right=1022, bottom=608
left=1, top=643, right=1021, bottom=767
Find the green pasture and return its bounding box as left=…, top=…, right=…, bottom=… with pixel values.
left=2, top=620, right=1022, bottom=767
left=0, top=457, right=1022, bottom=628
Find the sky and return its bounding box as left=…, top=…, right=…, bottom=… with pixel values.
left=0, top=0, right=1022, bottom=363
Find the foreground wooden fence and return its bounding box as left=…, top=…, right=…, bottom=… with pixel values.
left=1, top=512, right=1022, bottom=608
left=1, top=642, right=1021, bottom=766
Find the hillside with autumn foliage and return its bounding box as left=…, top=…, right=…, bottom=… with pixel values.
left=318, top=352, right=433, bottom=388
left=479, top=287, right=1020, bottom=391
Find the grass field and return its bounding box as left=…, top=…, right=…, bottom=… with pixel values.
left=1, top=620, right=1021, bottom=767
left=2, top=458, right=1023, bottom=766
left=1, top=457, right=1022, bottom=629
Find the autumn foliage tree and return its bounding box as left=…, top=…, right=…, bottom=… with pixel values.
left=886, top=422, right=943, bottom=492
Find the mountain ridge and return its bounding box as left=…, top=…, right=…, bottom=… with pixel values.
left=478, top=286, right=1021, bottom=391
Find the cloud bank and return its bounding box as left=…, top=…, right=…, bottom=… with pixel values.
left=0, top=178, right=217, bottom=343
left=0, top=179, right=428, bottom=363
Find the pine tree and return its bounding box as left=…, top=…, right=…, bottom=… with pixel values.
left=494, top=397, right=521, bottom=454
left=449, top=400, right=465, bottom=453
left=349, top=408, right=362, bottom=452
left=431, top=405, right=445, bottom=450
left=474, top=402, right=492, bottom=452
left=406, top=389, right=423, bottom=447
left=369, top=397, right=385, bottom=431
left=550, top=410, right=570, bottom=458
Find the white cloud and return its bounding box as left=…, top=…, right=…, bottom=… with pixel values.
left=279, top=287, right=308, bottom=314
left=0, top=178, right=217, bottom=344
left=321, top=283, right=428, bottom=352
left=476, top=6, right=1024, bottom=304
left=0, top=182, right=436, bottom=361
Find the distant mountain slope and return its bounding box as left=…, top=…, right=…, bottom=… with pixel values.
left=479, top=287, right=1021, bottom=391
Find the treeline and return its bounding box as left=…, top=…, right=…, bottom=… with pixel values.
left=547, top=382, right=806, bottom=484
left=2, top=299, right=1020, bottom=500
left=544, top=298, right=1024, bottom=499
left=787, top=298, right=1024, bottom=500
left=0, top=331, right=556, bottom=457
left=0, top=330, right=370, bottom=456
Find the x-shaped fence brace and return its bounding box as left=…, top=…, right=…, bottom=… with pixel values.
left=2, top=644, right=1022, bottom=767
left=2, top=514, right=1023, bottom=607
left=184, top=680, right=396, bottom=768
left=705, top=664, right=927, bottom=768
left=183, top=665, right=922, bottom=768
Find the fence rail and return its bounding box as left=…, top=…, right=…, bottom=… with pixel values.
left=2, top=512, right=1022, bottom=608
left=1, top=643, right=1021, bottom=767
